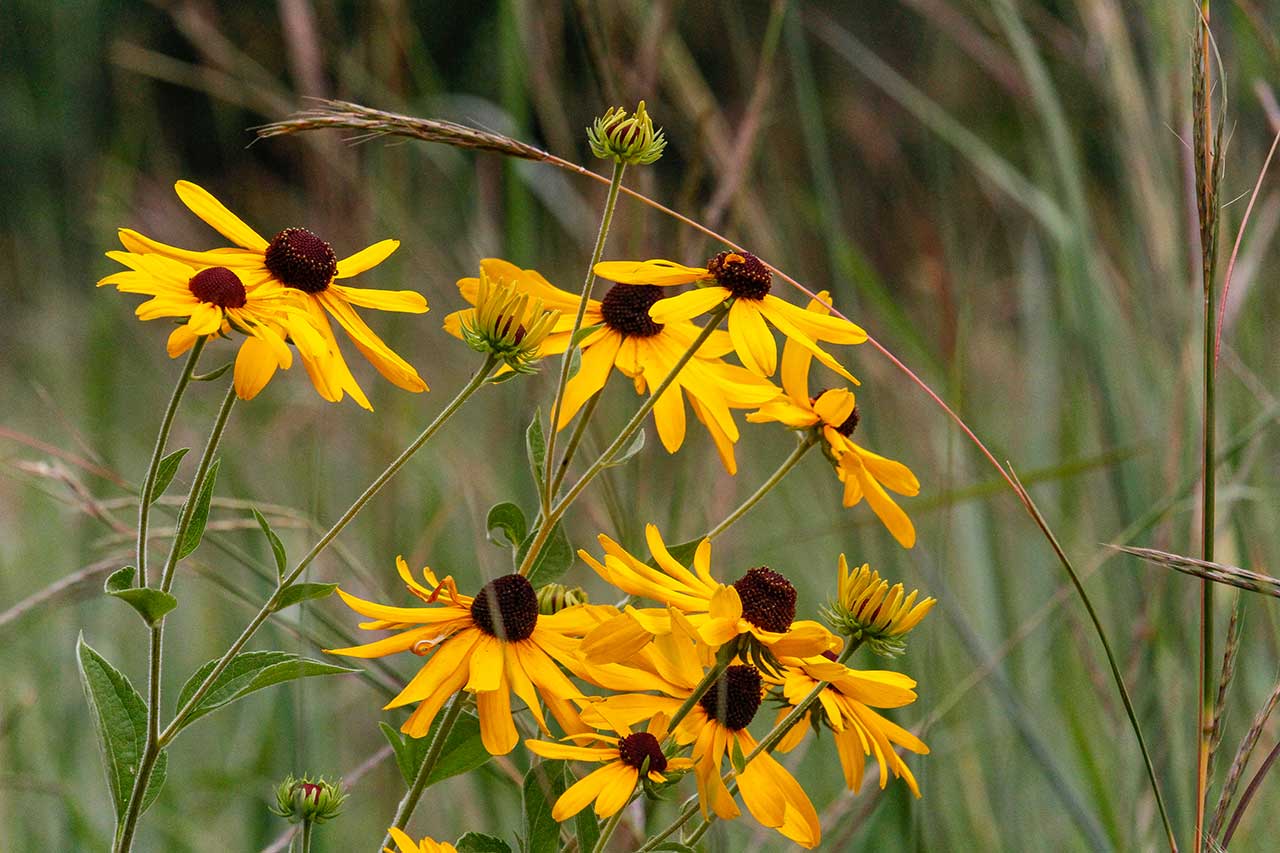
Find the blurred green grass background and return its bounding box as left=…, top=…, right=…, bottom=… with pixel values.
left=2, top=1, right=1279, bottom=850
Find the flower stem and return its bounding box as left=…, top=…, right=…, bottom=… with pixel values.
left=116, top=377, right=238, bottom=853
left=703, top=433, right=818, bottom=541
left=591, top=809, right=626, bottom=853
left=544, top=160, right=626, bottom=509
left=137, top=336, right=206, bottom=588
left=550, top=390, right=602, bottom=495
left=518, top=301, right=732, bottom=577
left=379, top=692, right=467, bottom=851
left=160, top=357, right=496, bottom=746
left=299, top=820, right=314, bottom=853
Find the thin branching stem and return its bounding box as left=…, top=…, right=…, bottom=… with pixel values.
left=379, top=692, right=467, bottom=851
left=551, top=390, right=602, bottom=495
left=704, top=433, right=818, bottom=541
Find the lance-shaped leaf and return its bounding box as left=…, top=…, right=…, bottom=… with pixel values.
left=178, top=458, right=220, bottom=558
left=149, top=448, right=189, bottom=504
left=251, top=508, right=287, bottom=579
left=521, top=760, right=566, bottom=853
left=379, top=710, right=490, bottom=787
left=173, top=651, right=355, bottom=732
left=271, top=582, right=338, bottom=612
left=517, top=523, right=572, bottom=587
left=603, top=428, right=645, bottom=468
left=526, top=409, right=547, bottom=489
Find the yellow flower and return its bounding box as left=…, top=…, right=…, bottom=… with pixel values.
left=524, top=714, right=693, bottom=820
left=444, top=259, right=779, bottom=474
left=327, top=558, right=604, bottom=754
left=748, top=291, right=919, bottom=547
left=118, top=180, right=428, bottom=409
left=383, top=829, right=457, bottom=853
left=771, top=655, right=929, bottom=796
left=825, top=556, right=935, bottom=655
left=98, top=251, right=333, bottom=401
left=593, top=252, right=866, bottom=382
left=581, top=614, right=822, bottom=848
left=578, top=524, right=836, bottom=663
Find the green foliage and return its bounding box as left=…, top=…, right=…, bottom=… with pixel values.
left=456, top=833, right=513, bottom=853
left=149, top=448, right=189, bottom=504
left=525, top=409, right=546, bottom=489
left=251, top=508, right=287, bottom=579
left=603, top=427, right=645, bottom=468
left=177, top=458, right=220, bottom=558
left=517, top=522, right=573, bottom=586
left=486, top=502, right=528, bottom=551
left=172, top=652, right=355, bottom=732
left=521, top=760, right=567, bottom=853
left=270, top=582, right=338, bottom=611
left=103, top=566, right=178, bottom=626
left=378, top=711, right=491, bottom=787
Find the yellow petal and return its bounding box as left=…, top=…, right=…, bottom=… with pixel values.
left=233, top=335, right=281, bottom=401
left=813, top=388, right=855, bottom=428
left=476, top=680, right=519, bottom=754
left=551, top=763, right=615, bottom=821
left=330, top=282, right=427, bottom=314
left=594, top=259, right=709, bottom=285
left=335, top=239, right=400, bottom=278
left=648, top=287, right=730, bottom=323
left=557, top=331, right=621, bottom=430
left=174, top=181, right=269, bottom=251
left=728, top=300, right=778, bottom=376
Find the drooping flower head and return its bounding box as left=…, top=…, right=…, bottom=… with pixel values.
left=748, top=291, right=920, bottom=547
left=593, top=252, right=866, bottom=382
left=444, top=259, right=779, bottom=473
left=118, top=181, right=429, bottom=409
left=823, top=556, right=935, bottom=656
left=327, top=558, right=609, bottom=754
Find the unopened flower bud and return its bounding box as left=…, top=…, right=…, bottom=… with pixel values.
left=587, top=101, right=666, bottom=166
left=536, top=583, right=589, bottom=615
left=460, top=270, right=560, bottom=373
left=821, top=556, right=935, bottom=657
left=270, top=775, right=346, bottom=825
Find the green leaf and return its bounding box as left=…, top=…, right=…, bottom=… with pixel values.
left=104, top=566, right=136, bottom=593
left=526, top=409, right=546, bottom=489
left=570, top=324, right=602, bottom=347
left=574, top=800, right=600, bottom=852
left=173, top=652, right=355, bottom=732
left=488, top=370, right=524, bottom=385
left=150, top=448, right=189, bottom=504
left=76, top=634, right=166, bottom=818
left=380, top=711, right=490, bottom=786
left=251, top=508, right=287, bottom=580
left=518, top=523, right=573, bottom=587
left=652, top=539, right=702, bottom=570
left=566, top=347, right=582, bottom=381
left=729, top=734, right=747, bottom=774
left=192, top=361, right=233, bottom=382
left=487, top=502, right=528, bottom=551
left=603, top=428, right=645, bottom=468
left=522, top=760, right=567, bottom=853
left=108, top=587, right=178, bottom=627
left=649, top=844, right=698, bottom=852
left=456, top=833, right=513, bottom=853
left=178, top=458, right=220, bottom=558
left=270, top=582, right=338, bottom=612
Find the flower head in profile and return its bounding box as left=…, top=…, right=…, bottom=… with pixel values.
left=581, top=616, right=822, bottom=848
left=588, top=100, right=666, bottom=165
left=823, top=556, right=935, bottom=656
left=383, top=829, right=457, bottom=853
left=444, top=259, right=779, bottom=474
left=326, top=558, right=606, bottom=754
left=771, top=654, right=929, bottom=795
left=593, top=252, right=866, bottom=382
left=458, top=268, right=561, bottom=373
left=524, top=713, right=692, bottom=821
left=748, top=291, right=919, bottom=547
left=98, top=252, right=332, bottom=401
left=118, top=180, right=429, bottom=409
left=578, top=524, right=837, bottom=666
left=269, top=775, right=346, bottom=824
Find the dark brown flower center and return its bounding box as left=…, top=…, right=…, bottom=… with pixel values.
left=264, top=227, right=338, bottom=293
left=707, top=251, right=771, bottom=300
left=599, top=283, right=665, bottom=337
left=617, top=731, right=668, bottom=773
left=187, top=266, right=247, bottom=309
left=698, top=664, right=763, bottom=731
left=813, top=390, right=860, bottom=437
left=821, top=649, right=839, bottom=662
left=470, top=574, right=538, bottom=641
left=732, top=567, right=797, bottom=633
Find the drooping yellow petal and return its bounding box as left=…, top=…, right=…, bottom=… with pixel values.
left=551, top=763, right=615, bottom=821
left=557, top=331, right=622, bottom=430
left=728, top=300, right=778, bottom=376
left=761, top=293, right=866, bottom=344
left=174, top=181, right=269, bottom=251
left=648, top=287, right=730, bottom=323
left=476, top=679, right=519, bottom=754
left=813, top=388, right=856, bottom=428
left=233, top=335, right=281, bottom=400
left=591, top=762, right=640, bottom=817
left=330, top=282, right=428, bottom=314
left=594, top=259, right=709, bottom=286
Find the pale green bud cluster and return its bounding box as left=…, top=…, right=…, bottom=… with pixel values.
left=587, top=100, right=666, bottom=166
left=461, top=271, right=561, bottom=374
left=269, top=775, right=347, bottom=825
left=536, top=582, right=589, bottom=615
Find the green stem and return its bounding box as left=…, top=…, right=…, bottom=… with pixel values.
left=379, top=692, right=467, bottom=851
left=519, top=301, right=732, bottom=577
left=703, top=433, right=818, bottom=541
left=591, top=809, right=626, bottom=853
left=160, top=357, right=496, bottom=746
left=116, top=377, right=238, bottom=853
left=137, top=336, right=206, bottom=588
left=664, top=646, right=735, bottom=747
left=299, top=819, right=314, bottom=853
left=551, top=390, right=602, bottom=496
left=544, top=160, right=626, bottom=509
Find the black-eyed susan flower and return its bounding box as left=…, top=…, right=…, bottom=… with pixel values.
left=444, top=259, right=780, bottom=473
left=327, top=558, right=601, bottom=754
left=593, top=252, right=866, bottom=382
left=524, top=714, right=692, bottom=820
left=771, top=655, right=929, bottom=796
left=457, top=269, right=560, bottom=373
left=581, top=615, right=822, bottom=848
left=823, top=556, right=935, bottom=656
left=383, top=829, right=457, bottom=853
left=748, top=291, right=920, bottom=547
left=118, top=180, right=429, bottom=409
left=98, top=251, right=333, bottom=402
left=578, top=524, right=837, bottom=664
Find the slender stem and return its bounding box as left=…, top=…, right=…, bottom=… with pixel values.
left=299, top=820, right=314, bottom=853
left=379, top=692, right=467, bottom=850
left=116, top=377, right=238, bottom=853
left=704, top=434, right=818, bottom=541
left=636, top=798, right=699, bottom=852
left=160, top=357, right=496, bottom=745
left=137, top=337, right=206, bottom=588
left=1221, top=738, right=1280, bottom=846
left=544, top=160, right=626, bottom=509
left=591, top=809, right=626, bottom=853
left=551, top=390, right=602, bottom=496
left=518, top=301, right=732, bottom=577
left=665, top=649, right=734, bottom=746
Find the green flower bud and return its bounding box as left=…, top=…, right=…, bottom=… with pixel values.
left=269, top=775, right=346, bottom=825
left=820, top=556, right=935, bottom=657
left=460, top=270, right=561, bottom=374
left=536, top=583, right=589, bottom=615
left=587, top=100, right=666, bottom=166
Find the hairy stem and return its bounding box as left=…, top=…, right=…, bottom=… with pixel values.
left=379, top=692, right=467, bottom=850
left=551, top=390, right=602, bottom=495
left=704, top=433, right=818, bottom=541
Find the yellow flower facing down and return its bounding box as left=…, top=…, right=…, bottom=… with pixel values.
left=580, top=615, right=822, bottom=849
left=327, top=559, right=606, bottom=755
left=748, top=291, right=920, bottom=547
left=578, top=524, right=837, bottom=663
left=772, top=655, right=929, bottom=796
left=593, top=251, right=866, bottom=382
left=524, top=713, right=693, bottom=821
left=383, top=829, right=457, bottom=853
left=118, top=180, right=429, bottom=410
left=444, top=258, right=780, bottom=474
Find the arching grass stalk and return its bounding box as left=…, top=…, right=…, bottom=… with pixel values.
left=117, top=378, right=238, bottom=853
left=543, top=161, right=626, bottom=509
left=516, top=302, right=732, bottom=577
